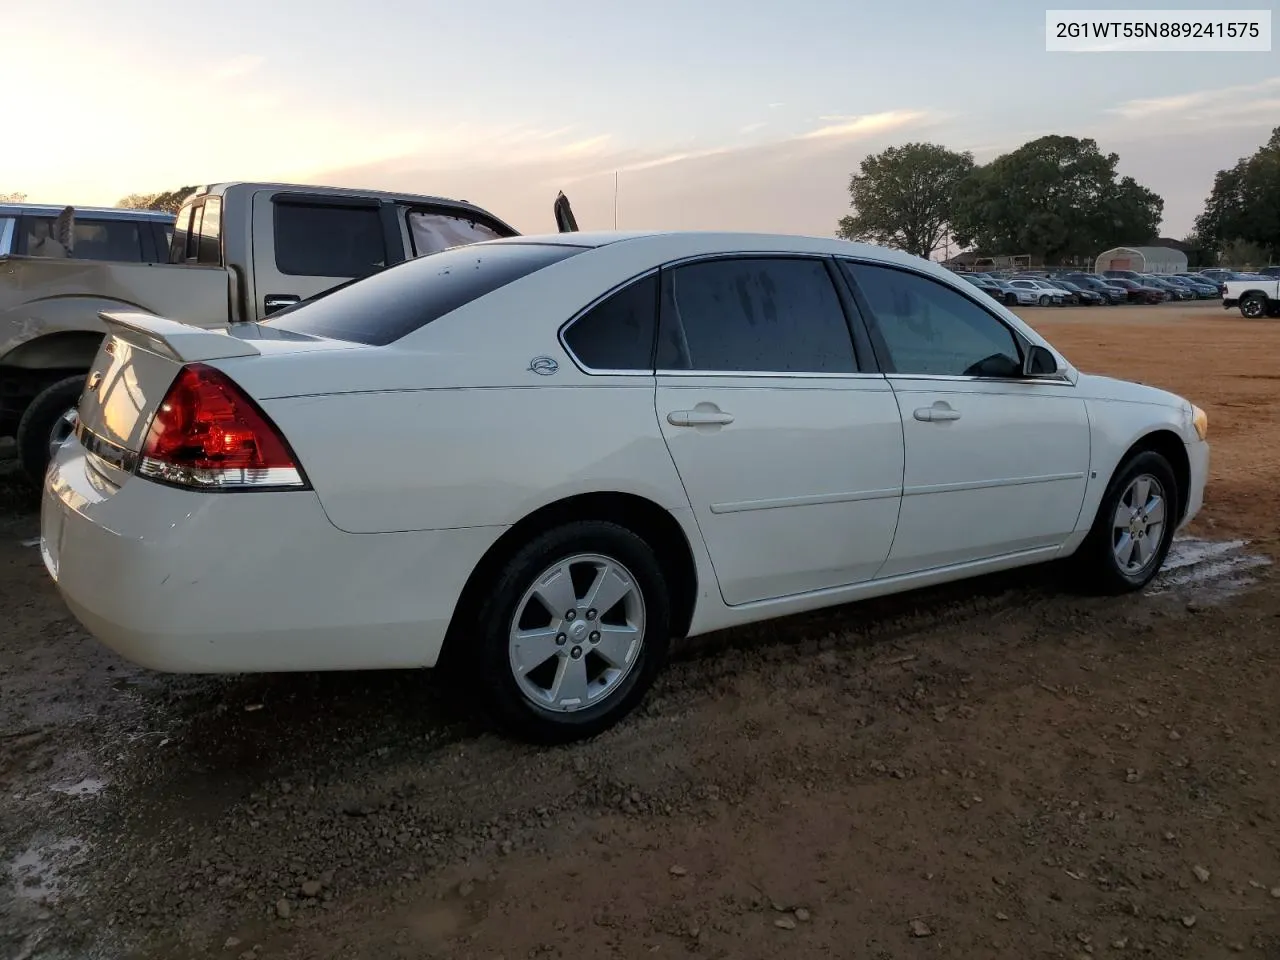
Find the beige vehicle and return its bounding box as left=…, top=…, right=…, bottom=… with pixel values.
left=0, top=182, right=534, bottom=481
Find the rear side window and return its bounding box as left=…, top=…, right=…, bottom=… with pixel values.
left=197, top=196, right=222, bottom=265
left=265, top=242, right=586, bottom=346
left=563, top=274, right=658, bottom=371
left=25, top=217, right=144, bottom=262
left=408, top=210, right=509, bottom=256
left=656, top=257, right=856, bottom=374
left=274, top=201, right=386, bottom=278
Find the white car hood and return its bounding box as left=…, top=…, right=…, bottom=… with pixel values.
left=1074, top=372, right=1190, bottom=411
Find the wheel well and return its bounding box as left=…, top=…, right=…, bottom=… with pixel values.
left=1, top=331, right=104, bottom=371
left=441, top=492, right=699, bottom=664
left=1124, top=429, right=1191, bottom=524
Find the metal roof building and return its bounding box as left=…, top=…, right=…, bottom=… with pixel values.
left=1094, top=245, right=1188, bottom=275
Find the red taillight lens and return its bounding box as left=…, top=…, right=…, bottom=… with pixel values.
left=138, top=363, right=308, bottom=490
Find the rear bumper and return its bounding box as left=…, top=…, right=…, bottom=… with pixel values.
left=41, top=440, right=503, bottom=673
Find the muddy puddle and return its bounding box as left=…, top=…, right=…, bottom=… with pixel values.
left=1149, top=536, right=1271, bottom=601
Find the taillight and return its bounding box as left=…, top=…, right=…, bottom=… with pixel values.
left=137, top=363, right=308, bottom=491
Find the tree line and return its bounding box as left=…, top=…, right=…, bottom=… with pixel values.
left=837, top=127, right=1280, bottom=269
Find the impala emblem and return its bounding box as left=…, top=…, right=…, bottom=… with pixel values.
left=87, top=371, right=103, bottom=392
left=528, top=356, right=559, bottom=376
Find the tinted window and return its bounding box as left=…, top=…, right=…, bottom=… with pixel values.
left=407, top=210, right=509, bottom=256
left=197, top=196, right=221, bottom=265
left=563, top=274, right=658, bottom=371
left=274, top=202, right=386, bottom=278
left=842, top=261, right=1022, bottom=378
left=657, top=257, right=855, bottom=373
left=265, top=241, right=585, bottom=346
left=26, top=217, right=144, bottom=263
left=187, top=205, right=203, bottom=261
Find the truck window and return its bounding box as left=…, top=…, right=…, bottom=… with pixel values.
left=25, top=217, right=145, bottom=262
left=407, top=210, right=507, bottom=256
left=273, top=201, right=386, bottom=279
left=197, top=196, right=222, bottom=265
left=0, top=216, right=14, bottom=254
left=170, top=204, right=193, bottom=263
left=187, top=205, right=204, bottom=261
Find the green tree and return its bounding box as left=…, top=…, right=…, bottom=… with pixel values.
left=1193, top=126, right=1280, bottom=263
left=116, top=186, right=197, bottom=214
left=836, top=143, right=975, bottom=259
left=951, top=135, right=1163, bottom=265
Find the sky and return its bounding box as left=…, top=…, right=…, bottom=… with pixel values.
left=8, top=0, right=1279, bottom=245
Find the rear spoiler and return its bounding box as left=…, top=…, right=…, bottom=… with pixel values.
left=99, top=311, right=261, bottom=363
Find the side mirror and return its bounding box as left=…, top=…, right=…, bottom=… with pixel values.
left=1024, top=344, right=1058, bottom=377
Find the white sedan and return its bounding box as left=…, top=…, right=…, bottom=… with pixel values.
left=41, top=231, right=1210, bottom=742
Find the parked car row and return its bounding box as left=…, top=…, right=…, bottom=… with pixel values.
left=951, top=265, right=1274, bottom=309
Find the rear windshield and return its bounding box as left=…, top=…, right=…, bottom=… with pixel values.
left=263, top=241, right=586, bottom=346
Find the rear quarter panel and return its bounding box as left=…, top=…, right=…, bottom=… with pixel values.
left=0, top=256, right=230, bottom=362
left=260, top=381, right=689, bottom=533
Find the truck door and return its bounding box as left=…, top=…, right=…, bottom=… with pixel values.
left=249, top=190, right=401, bottom=319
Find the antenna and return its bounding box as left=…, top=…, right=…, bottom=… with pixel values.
left=613, top=171, right=619, bottom=230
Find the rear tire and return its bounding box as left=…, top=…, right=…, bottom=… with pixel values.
left=470, top=520, right=671, bottom=744
left=1240, top=294, right=1267, bottom=319
left=16, top=375, right=85, bottom=485
left=1073, top=450, right=1178, bottom=595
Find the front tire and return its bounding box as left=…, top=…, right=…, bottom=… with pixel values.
left=472, top=521, right=671, bottom=744
left=16, top=374, right=85, bottom=485
left=1038, top=295, right=1051, bottom=306
left=1074, top=450, right=1178, bottom=595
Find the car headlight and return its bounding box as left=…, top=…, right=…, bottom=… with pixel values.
left=1191, top=404, right=1208, bottom=441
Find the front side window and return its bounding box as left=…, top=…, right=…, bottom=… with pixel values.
left=563, top=274, right=658, bottom=371
left=657, top=257, right=856, bottom=374
left=274, top=201, right=386, bottom=278
left=842, top=261, right=1022, bottom=378
left=407, top=210, right=508, bottom=257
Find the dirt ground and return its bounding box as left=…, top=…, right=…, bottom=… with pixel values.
left=3, top=300, right=1280, bottom=960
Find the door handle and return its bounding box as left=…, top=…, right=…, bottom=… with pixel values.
left=667, top=409, right=735, bottom=427
left=913, top=405, right=961, bottom=422
left=263, top=294, right=300, bottom=315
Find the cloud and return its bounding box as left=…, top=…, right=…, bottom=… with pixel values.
left=313, top=105, right=945, bottom=240
left=1107, top=76, right=1280, bottom=125
left=800, top=110, right=932, bottom=141
left=739, top=122, right=767, bottom=134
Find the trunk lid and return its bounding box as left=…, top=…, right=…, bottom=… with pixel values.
left=73, top=311, right=333, bottom=486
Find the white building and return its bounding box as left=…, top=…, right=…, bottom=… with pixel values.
left=1094, top=245, right=1189, bottom=275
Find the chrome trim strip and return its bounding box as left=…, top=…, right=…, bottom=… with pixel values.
left=75, top=420, right=137, bottom=473
left=902, top=472, right=1085, bottom=497
left=658, top=370, right=883, bottom=380
left=711, top=487, right=900, bottom=514
left=886, top=374, right=1073, bottom=386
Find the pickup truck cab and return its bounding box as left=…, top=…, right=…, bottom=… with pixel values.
left=1, top=182, right=526, bottom=481
left=1223, top=276, right=1280, bottom=318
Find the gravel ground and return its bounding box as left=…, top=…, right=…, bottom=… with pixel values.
left=3, top=302, right=1280, bottom=960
